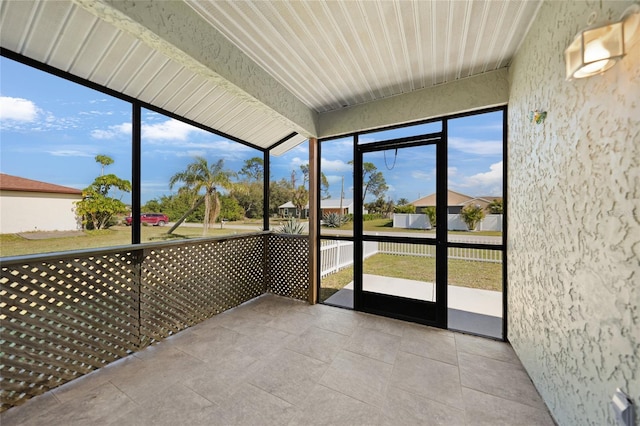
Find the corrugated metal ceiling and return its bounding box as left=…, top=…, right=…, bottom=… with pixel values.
left=187, top=0, right=541, bottom=113
left=1, top=0, right=541, bottom=153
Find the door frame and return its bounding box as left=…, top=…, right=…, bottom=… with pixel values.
left=352, top=129, right=448, bottom=329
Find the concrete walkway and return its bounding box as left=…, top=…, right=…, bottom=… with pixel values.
left=327, top=275, right=502, bottom=317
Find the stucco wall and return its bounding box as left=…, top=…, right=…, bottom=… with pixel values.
left=318, top=69, right=508, bottom=138
left=0, top=191, right=82, bottom=233
left=508, top=1, right=639, bottom=425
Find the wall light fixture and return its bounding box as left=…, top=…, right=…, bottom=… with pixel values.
left=565, top=5, right=639, bottom=80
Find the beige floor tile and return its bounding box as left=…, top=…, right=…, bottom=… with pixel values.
left=381, top=386, right=467, bottom=426
left=265, top=309, right=318, bottom=335
left=183, top=350, right=262, bottom=404
left=357, top=313, right=407, bottom=337
left=458, top=351, right=546, bottom=409
left=319, top=349, right=393, bottom=406
left=455, top=333, right=520, bottom=364
left=110, top=347, right=206, bottom=403
left=18, top=382, right=137, bottom=426
left=345, top=327, right=401, bottom=364
left=462, top=387, right=555, bottom=425
left=247, top=348, right=328, bottom=406
left=289, top=384, right=383, bottom=426
left=210, top=383, right=296, bottom=425
left=390, top=351, right=464, bottom=410
left=311, top=306, right=361, bottom=336
left=0, top=392, right=60, bottom=426
left=401, top=323, right=458, bottom=365
left=286, top=326, right=349, bottom=363
left=2, top=295, right=552, bottom=426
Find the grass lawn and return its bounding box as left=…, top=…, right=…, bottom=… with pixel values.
left=0, top=225, right=247, bottom=257
left=320, top=253, right=502, bottom=302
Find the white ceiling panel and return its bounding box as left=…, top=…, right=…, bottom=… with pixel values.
left=2, top=0, right=542, bottom=153
left=188, top=0, right=541, bottom=113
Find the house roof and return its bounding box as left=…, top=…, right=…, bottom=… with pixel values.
left=411, top=190, right=501, bottom=207
left=411, top=190, right=473, bottom=207
left=0, top=173, right=82, bottom=195
left=0, top=1, right=541, bottom=152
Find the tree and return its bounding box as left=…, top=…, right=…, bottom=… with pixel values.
left=300, top=163, right=330, bottom=199
left=487, top=199, right=503, bottom=214
left=234, top=157, right=264, bottom=218
left=394, top=204, right=416, bottom=214
left=397, top=197, right=410, bottom=206
left=239, top=157, right=264, bottom=182
left=365, top=197, right=393, bottom=217
left=76, top=173, right=131, bottom=230
left=269, top=178, right=294, bottom=216
left=424, top=206, right=437, bottom=227
left=95, top=154, right=114, bottom=176
left=350, top=161, right=388, bottom=201
left=169, top=157, right=235, bottom=235
left=292, top=185, right=309, bottom=218
left=219, top=194, right=244, bottom=222
left=460, top=205, right=486, bottom=231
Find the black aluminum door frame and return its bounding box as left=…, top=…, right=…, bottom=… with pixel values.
left=353, top=128, right=448, bottom=328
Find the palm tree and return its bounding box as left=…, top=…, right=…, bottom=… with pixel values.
left=169, top=157, right=235, bottom=235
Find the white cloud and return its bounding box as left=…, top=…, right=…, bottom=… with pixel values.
left=410, top=169, right=433, bottom=180
left=448, top=167, right=458, bottom=177
left=325, top=174, right=345, bottom=184
left=142, top=119, right=203, bottom=141
left=90, top=119, right=207, bottom=142
left=91, top=122, right=131, bottom=139
left=47, top=149, right=94, bottom=157
left=0, top=96, right=39, bottom=121
left=175, top=149, right=207, bottom=158
left=290, top=156, right=307, bottom=169
left=321, top=158, right=351, bottom=172
left=454, top=161, right=503, bottom=195
left=449, top=137, right=502, bottom=155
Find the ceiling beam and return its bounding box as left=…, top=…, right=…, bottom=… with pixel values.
left=73, top=0, right=318, bottom=139
left=316, top=69, right=510, bottom=138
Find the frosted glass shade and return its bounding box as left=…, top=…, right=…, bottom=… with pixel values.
left=565, top=22, right=624, bottom=80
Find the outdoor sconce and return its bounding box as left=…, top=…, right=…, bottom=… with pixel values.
left=565, top=5, right=640, bottom=80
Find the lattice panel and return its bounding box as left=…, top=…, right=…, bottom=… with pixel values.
left=0, top=251, right=141, bottom=411
left=141, top=235, right=266, bottom=343
left=267, top=234, right=309, bottom=300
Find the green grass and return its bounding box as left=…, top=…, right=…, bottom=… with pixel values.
left=320, top=253, right=502, bottom=302
left=0, top=225, right=250, bottom=257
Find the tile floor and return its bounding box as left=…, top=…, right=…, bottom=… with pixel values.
left=1, top=294, right=555, bottom=426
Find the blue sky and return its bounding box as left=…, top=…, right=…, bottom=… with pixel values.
left=1, top=56, right=503, bottom=205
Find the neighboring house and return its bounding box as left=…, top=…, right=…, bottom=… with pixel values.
left=320, top=198, right=354, bottom=216
left=0, top=173, right=83, bottom=234
left=279, top=198, right=354, bottom=219
left=411, top=190, right=502, bottom=214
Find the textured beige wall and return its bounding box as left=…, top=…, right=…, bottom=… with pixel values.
left=317, top=69, right=508, bottom=138
left=508, top=1, right=640, bottom=425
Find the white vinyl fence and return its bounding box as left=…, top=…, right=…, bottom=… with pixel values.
left=447, top=214, right=503, bottom=231
left=320, top=240, right=502, bottom=277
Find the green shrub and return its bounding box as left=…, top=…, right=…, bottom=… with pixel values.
left=394, top=205, right=416, bottom=214
left=322, top=213, right=349, bottom=228
left=460, top=205, right=486, bottom=230
left=276, top=217, right=306, bottom=234
left=424, top=206, right=436, bottom=227
left=363, top=213, right=382, bottom=221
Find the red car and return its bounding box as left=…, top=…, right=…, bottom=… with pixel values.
left=125, top=213, right=169, bottom=226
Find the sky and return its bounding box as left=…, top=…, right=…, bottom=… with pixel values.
left=1, top=56, right=503, bottom=205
